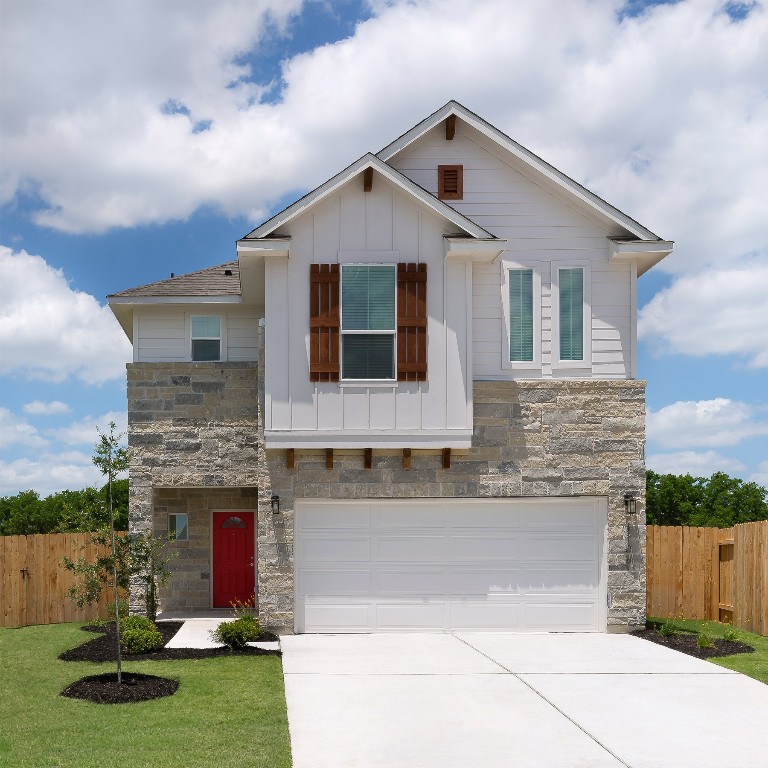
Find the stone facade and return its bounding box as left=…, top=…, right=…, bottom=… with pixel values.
left=128, top=364, right=646, bottom=631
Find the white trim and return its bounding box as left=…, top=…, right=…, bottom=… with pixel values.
left=551, top=261, right=592, bottom=370
left=609, top=239, right=673, bottom=277
left=109, top=295, right=241, bottom=305
left=265, top=430, right=473, bottom=449
left=444, top=237, right=507, bottom=262
left=630, top=260, right=638, bottom=380
left=241, top=154, right=493, bottom=241
left=501, top=259, right=542, bottom=371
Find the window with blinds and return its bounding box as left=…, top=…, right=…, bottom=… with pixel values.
left=558, top=267, right=584, bottom=361
left=340, top=265, right=396, bottom=379
left=508, top=269, right=534, bottom=362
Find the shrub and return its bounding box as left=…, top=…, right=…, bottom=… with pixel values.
left=121, top=626, right=164, bottom=655
left=210, top=616, right=260, bottom=649
left=119, top=615, right=156, bottom=633
left=722, top=627, right=739, bottom=642
left=659, top=621, right=677, bottom=638
left=697, top=632, right=714, bottom=649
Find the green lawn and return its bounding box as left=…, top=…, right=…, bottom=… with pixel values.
left=0, top=622, right=292, bottom=768
left=648, top=616, right=768, bottom=685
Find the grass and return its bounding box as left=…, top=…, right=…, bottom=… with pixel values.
left=0, top=622, right=292, bottom=768
left=648, top=616, right=768, bottom=685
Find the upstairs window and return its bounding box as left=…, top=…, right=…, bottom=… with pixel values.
left=191, top=315, right=221, bottom=361
left=438, top=164, right=463, bottom=200
left=341, top=265, right=396, bottom=380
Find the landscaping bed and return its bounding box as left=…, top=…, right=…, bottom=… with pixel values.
left=61, top=671, right=179, bottom=704
left=632, top=626, right=755, bottom=660
left=59, top=621, right=281, bottom=662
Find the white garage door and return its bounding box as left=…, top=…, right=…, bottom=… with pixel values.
left=294, top=498, right=606, bottom=633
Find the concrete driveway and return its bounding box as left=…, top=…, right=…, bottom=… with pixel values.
left=281, top=632, right=768, bottom=768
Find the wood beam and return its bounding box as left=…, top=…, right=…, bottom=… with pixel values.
left=445, top=114, right=456, bottom=141
left=402, top=448, right=412, bottom=470
left=364, top=448, right=373, bottom=469
left=363, top=167, right=373, bottom=192
left=442, top=447, right=451, bottom=469
left=325, top=448, right=334, bottom=470
left=286, top=448, right=295, bottom=470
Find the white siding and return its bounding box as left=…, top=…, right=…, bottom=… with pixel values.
left=263, top=175, right=473, bottom=447
left=134, top=305, right=259, bottom=363
left=392, top=125, right=634, bottom=380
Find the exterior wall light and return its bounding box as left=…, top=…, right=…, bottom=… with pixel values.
left=624, top=491, right=638, bottom=516
left=270, top=494, right=280, bottom=514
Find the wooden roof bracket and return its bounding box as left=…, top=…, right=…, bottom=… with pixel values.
left=363, top=167, right=373, bottom=192
left=445, top=114, right=456, bottom=140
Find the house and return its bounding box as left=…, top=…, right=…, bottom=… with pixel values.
left=108, top=102, right=672, bottom=633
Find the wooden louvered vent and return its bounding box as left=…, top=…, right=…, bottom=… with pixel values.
left=438, top=164, right=463, bottom=200
left=309, top=264, right=340, bottom=381
left=397, top=263, right=427, bottom=381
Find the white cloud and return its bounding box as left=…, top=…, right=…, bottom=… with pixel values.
left=638, top=258, right=768, bottom=367
left=750, top=460, right=768, bottom=488
left=0, top=0, right=766, bottom=276
left=0, top=246, right=132, bottom=384
left=0, top=451, right=105, bottom=496
left=0, top=407, right=49, bottom=450
left=47, top=411, right=128, bottom=447
left=647, top=398, right=768, bottom=449
left=22, top=400, right=72, bottom=415
left=647, top=450, right=747, bottom=478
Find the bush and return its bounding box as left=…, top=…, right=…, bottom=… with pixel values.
left=723, top=626, right=739, bottom=642
left=697, top=632, right=714, bottom=649
left=119, top=615, right=156, bottom=633
left=659, top=621, right=677, bottom=638
left=210, top=616, right=260, bottom=649
left=121, top=626, right=164, bottom=655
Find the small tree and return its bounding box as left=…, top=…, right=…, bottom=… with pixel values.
left=92, top=422, right=129, bottom=684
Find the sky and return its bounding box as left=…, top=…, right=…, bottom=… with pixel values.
left=0, top=0, right=766, bottom=496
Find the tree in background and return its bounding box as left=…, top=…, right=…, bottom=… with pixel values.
left=646, top=470, right=768, bottom=527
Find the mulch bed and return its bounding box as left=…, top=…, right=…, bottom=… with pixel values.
left=61, top=672, right=179, bottom=704
left=632, top=628, right=755, bottom=660
left=59, top=621, right=281, bottom=662
left=59, top=621, right=281, bottom=704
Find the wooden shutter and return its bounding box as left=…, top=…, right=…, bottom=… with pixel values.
left=397, top=263, right=427, bottom=381
left=438, top=164, right=463, bottom=200
left=309, top=264, right=340, bottom=381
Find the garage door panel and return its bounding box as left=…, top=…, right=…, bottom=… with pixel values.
left=376, top=570, right=446, bottom=595
left=524, top=535, right=598, bottom=560
left=520, top=567, right=598, bottom=594
left=449, top=602, right=522, bottom=629
left=523, top=502, right=599, bottom=529
left=377, top=536, right=446, bottom=561
left=301, top=569, right=372, bottom=595
left=524, top=602, right=599, bottom=630
left=448, top=505, right=524, bottom=528
left=375, top=504, right=447, bottom=528
left=375, top=603, right=445, bottom=629
left=300, top=503, right=371, bottom=529
left=305, top=602, right=371, bottom=631
left=449, top=535, right=520, bottom=560
left=448, top=569, right=521, bottom=595
left=301, top=537, right=371, bottom=562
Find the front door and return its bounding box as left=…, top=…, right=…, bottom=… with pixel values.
left=212, top=511, right=255, bottom=608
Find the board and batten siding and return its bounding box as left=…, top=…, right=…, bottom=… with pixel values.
left=133, top=305, right=260, bottom=363
left=390, top=124, right=635, bottom=379
left=263, top=174, right=473, bottom=446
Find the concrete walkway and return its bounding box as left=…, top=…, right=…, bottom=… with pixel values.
left=281, top=633, right=768, bottom=768
left=159, top=618, right=280, bottom=651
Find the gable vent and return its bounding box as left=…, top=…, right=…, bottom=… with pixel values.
left=438, top=164, right=463, bottom=200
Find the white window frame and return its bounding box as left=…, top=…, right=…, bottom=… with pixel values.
left=188, top=313, right=225, bottom=362
left=501, top=259, right=541, bottom=370
left=168, top=513, right=189, bottom=542
left=551, top=261, right=592, bottom=369
left=339, top=263, right=397, bottom=382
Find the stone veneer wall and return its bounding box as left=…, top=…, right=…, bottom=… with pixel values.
left=265, top=380, right=647, bottom=632
left=127, top=362, right=266, bottom=613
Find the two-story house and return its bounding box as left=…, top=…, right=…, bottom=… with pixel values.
left=108, top=102, right=672, bottom=633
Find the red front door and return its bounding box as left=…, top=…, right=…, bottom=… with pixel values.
left=212, top=511, right=255, bottom=608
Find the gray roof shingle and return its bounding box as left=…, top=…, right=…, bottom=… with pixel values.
left=108, top=261, right=241, bottom=298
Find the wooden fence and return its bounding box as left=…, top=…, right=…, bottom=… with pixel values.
left=0, top=533, right=116, bottom=628
left=647, top=521, right=768, bottom=636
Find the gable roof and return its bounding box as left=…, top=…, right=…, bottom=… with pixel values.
left=240, top=153, right=495, bottom=241
left=108, top=261, right=241, bottom=300
left=377, top=101, right=663, bottom=242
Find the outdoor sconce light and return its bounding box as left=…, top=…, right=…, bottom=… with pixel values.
left=624, top=491, right=638, bottom=516
left=270, top=494, right=280, bottom=515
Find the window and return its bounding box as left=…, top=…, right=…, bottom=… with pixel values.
left=340, top=265, right=396, bottom=379
left=438, top=164, right=463, bottom=200
left=502, top=262, right=541, bottom=369
left=191, top=316, right=221, bottom=361
left=168, top=513, right=188, bottom=541
left=553, top=264, right=591, bottom=367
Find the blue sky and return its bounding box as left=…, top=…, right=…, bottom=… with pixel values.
left=1, top=0, right=766, bottom=495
